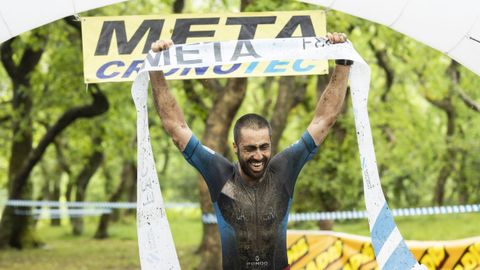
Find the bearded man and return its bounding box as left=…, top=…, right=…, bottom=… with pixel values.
left=149, top=32, right=351, bottom=270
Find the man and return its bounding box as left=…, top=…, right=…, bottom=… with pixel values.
left=149, top=32, right=350, bottom=270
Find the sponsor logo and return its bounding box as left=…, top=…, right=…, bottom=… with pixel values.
left=419, top=246, right=448, bottom=270
left=453, top=242, right=480, bottom=270
left=81, top=11, right=327, bottom=83
left=301, top=239, right=343, bottom=270
left=344, top=243, right=378, bottom=270
left=288, top=236, right=310, bottom=265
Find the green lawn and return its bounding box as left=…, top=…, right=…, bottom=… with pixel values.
left=0, top=209, right=202, bottom=270
left=333, top=213, right=480, bottom=241
left=0, top=210, right=478, bottom=270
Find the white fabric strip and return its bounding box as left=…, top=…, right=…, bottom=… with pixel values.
left=131, top=37, right=424, bottom=270
left=132, top=73, right=180, bottom=269
left=376, top=226, right=403, bottom=269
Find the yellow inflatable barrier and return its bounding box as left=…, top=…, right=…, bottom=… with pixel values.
left=287, top=230, right=480, bottom=270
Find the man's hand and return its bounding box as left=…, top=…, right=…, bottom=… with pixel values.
left=328, top=32, right=353, bottom=66
left=326, top=32, right=348, bottom=44
left=151, top=40, right=174, bottom=52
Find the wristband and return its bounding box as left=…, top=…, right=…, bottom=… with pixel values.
left=335, top=59, right=354, bottom=66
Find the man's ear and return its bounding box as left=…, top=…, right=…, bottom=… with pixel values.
left=233, top=141, right=238, bottom=154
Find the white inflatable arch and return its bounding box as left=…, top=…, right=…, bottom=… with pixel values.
left=301, top=0, right=480, bottom=75
left=0, top=0, right=128, bottom=44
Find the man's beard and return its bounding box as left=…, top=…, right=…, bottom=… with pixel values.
left=237, top=153, right=270, bottom=181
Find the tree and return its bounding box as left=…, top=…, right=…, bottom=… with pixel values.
left=94, top=154, right=136, bottom=238
left=71, top=134, right=105, bottom=235
left=269, top=76, right=308, bottom=154
left=0, top=32, right=46, bottom=248
left=0, top=28, right=109, bottom=248
left=418, top=62, right=459, bottom=206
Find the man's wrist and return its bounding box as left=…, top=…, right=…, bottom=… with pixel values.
left=335, top=59, right=354, bottom=66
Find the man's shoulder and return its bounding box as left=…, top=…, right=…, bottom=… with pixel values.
left=206, top=152, right=235, bottom=176
left=272, top=139, right=304, bottom=160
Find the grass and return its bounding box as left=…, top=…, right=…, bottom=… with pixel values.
left=332, top=213, right=480, bottom=241
left=0, top=208, right=202, bottom=270
left=0, top=210, right=478, bottom=270
left=0, top=222, right=139, bottom=270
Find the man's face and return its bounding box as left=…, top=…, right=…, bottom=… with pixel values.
left=233, top=127, right=272, bottom=182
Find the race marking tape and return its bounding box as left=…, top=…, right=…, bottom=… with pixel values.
left=3, top=199, right=477, bottom=220
left=201, top=204, right=480, bottom=223
left=132, top=37, right=424, bottom=269
left=0, top=199, right=197, bottom=209
left=13, top=208, right=112, bottom=219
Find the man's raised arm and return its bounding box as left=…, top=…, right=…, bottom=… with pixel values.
left=149, top=40, right=192, bottom=151
left=307, top=32, right=351, bottom=146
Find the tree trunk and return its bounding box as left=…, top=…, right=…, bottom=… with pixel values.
left=71, top=136, right=104, bottom=236
left=125, top=164, right=138, bottom=216
left=172, top=0, right=184, bottom=13
left=0, top=34, right=45, bottom=249
left=33, top=163, right=52, bottom=227
left=456, top=148, right=469, bottom=204
left=269, top=76, right=307, bottom=154
left=447, top=62, right=480, bottom=204
left=50, top=140, right=68, bottom=226
left=423, top=62, right=459, bottom=206
left=260, top=77, right=275, bottom=118
left=50, top=181, right=61, bottom=226
left=369, top=37, right=397, bottom=182
left=432, top=107, right=456, bottom=205
left=94, top=160, right=133, bottom=239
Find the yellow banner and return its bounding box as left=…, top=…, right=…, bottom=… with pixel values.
left=81, top=11, right=327, bottom=83
left=287, top=230, right=480, bottom=270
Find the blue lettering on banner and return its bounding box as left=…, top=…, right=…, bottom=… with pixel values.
left=245, top=62, right=259, bottom=74
left=213, top=63, right=241, bottom=74
left=95, top=59, right=320, bottom=80
left=97, top=61, right=124, bottom=79
left=123, top=60, right=144, bottom=78
left=293, top=59, right=315, bottom=72
left=265, top=60, right=289, bottom=73
left=180, top=68, right=191, bottom=76
left=164, top=68, right=180, bottom=76
left=193, top=67, right=209, bottom=75
left=178, top=66, right=210, bottom=76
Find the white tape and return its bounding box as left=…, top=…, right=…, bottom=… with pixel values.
left=3, top=199, right=477, bottom=219
left=132, top=74, right=180, bottom=269
left=132, top=37, right=423, bottom=270
left=201, top=204, right=480, bottom=223
left=1, top=199, right=198, bottom=209
left=14, top=208, right=112, bottom=216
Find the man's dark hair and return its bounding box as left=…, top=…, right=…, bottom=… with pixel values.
left=233, top=113, right=272, bottom=144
